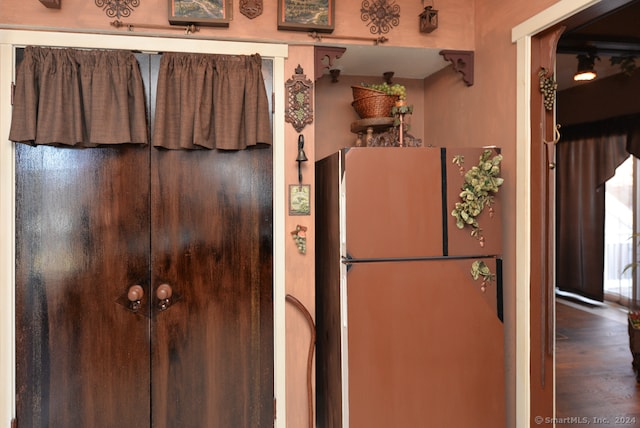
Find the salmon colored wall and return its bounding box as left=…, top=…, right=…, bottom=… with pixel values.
left=423, top=0, right=561, bottom=426
left=0, top=0, right=473, bottom=51
left=284, top=45, right=317, bottom=428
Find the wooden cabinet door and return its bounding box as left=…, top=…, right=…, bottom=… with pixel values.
left=15, top=143, right=152, bottom=428
left=14, top=53, right=274, bottom=428
left=150, top=147, right=274, bottom=427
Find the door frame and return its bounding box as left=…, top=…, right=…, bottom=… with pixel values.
left=0, top=29, right=288, bottom=427
left=511, top=0, right=603, bottom=426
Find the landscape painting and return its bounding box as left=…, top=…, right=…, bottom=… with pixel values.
left=277, top=0, right=335, bottom=33
left=168, top=0, right=231, bottom=27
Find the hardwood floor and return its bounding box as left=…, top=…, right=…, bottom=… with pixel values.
left=556, top=299, right=640, bottom=427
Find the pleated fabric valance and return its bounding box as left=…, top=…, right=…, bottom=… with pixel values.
left=153, top=52, right=272, bottom=150
left=9, top=46, right=148, bottom=147
left=9, top=47, right=273, bottom=151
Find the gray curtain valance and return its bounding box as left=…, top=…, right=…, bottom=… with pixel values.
left=9, top=46, right=148, bottom=147
left=9, top=47, right=273, bottom=151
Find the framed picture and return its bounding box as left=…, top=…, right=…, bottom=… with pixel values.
left=168, top=0, right=232, bottom=27
left=289, top=184, right=311, bottom=216
left=277, top=0, right=334, bottom=33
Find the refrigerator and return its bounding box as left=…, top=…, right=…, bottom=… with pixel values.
left=315, top=147, right=505, bottom=428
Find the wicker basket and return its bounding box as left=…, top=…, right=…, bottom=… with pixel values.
left=351, top=94, right=399, bottom=119
left=351, top=85, right=385, bottom=100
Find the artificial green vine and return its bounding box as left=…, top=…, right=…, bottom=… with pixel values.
left=470, top=260, right=495, bottom=292
left=451, top=149, right=504, bottom=246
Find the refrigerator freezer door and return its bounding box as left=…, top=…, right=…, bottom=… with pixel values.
left=344, top=258, right=505, bottom=428
left=343, top=147, right=444, bottom=259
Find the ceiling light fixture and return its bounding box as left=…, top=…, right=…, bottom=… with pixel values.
left=574, top=53, right=598, bottom=82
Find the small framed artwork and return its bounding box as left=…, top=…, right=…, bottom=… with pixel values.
left=277, top=0, right=334, bottom=33
left=168, top=0, right=232, bottom=27
left=289, top=184, right=311, bottom=216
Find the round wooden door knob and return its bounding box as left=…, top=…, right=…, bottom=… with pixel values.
left=156, top=283, right=173, bottom=300
left=127, top=285, right=144, bottom=302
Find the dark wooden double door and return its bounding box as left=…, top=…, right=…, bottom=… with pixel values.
left=14, top=53, right=274, bottom=427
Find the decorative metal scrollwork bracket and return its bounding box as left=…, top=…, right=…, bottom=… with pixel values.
left=95, top=0, right=140, bottom=19
left=360, top=0, right=400, bottom=35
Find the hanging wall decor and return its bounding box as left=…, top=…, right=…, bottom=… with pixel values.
left=289, top=185, right=311, bottom=216
left=278, top=0, right=334, bottom=32
left=538, top=67, right=558, bottom=111
left=291, top=225, right=308, bottom=254
left=169, top=0, right=231, bottom=27
left=95, top=0, right=140, bottom=19
left=285, top=65, right=314, bottom=133
left=419, top=4, right=438, bottom=33
left=360, top=0, right=400, bottom=35
left=240, top=0, right=262, bottom=19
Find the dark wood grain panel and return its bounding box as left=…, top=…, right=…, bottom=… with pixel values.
left=15, top=51, right=274, bottom=428
left=315, top=152, right=344, bottom=428
left=150, top=146, right=274, bottom=427
left=15, top=144, right=152, bottom=428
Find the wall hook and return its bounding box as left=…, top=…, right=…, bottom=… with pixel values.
left=543, top=123, right=561, bottom=145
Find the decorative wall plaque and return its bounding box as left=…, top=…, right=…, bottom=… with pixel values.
left=360, top=0, right=400, bottom=35
left=289, top=185, right=311, bottom=216
left=285, top=65, right=314, bottom=133
left=240, top=0, right=262, bottom=19
left=169, top=0, right=231, bottom=27
left=278, top=0, right=334, bottom=32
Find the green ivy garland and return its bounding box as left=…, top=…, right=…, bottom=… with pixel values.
left=451, top=149, right=504, bottom=246
left=470, top=260, right=495, bottom=292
